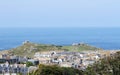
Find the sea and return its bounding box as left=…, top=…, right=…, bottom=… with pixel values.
left=0, top=27, right=120, bottom=50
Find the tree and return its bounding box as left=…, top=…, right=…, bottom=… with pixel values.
left=29, top=64, right=84, bottom=75
left=26, top=62, right=34, bottom=67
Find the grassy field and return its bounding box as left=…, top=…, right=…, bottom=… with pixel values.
left=62, top=44, right=101, bottom=52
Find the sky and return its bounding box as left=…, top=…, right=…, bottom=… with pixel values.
left=0, top=0, right=120, bottom=28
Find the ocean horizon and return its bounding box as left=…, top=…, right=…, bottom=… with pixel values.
left=0, top=27, right=120, bottom=50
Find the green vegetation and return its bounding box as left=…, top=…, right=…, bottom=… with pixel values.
left=26, top=61, right=34, bottom=67
left=28, top=64, right=83, bottom=75
left=8, top=42, right=101, bottom=57
left=84, top=51, right=120, bottom=75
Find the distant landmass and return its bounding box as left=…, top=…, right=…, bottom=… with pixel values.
left=1, top=41, right=102, bottom=57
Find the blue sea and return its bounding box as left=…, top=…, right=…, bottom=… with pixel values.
left=0, top=27, right=120, bottom=50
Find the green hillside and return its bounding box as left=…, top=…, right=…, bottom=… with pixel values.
left=8, top=42, right=101, bottom=57
left=8, top=42, right=64, bottom=57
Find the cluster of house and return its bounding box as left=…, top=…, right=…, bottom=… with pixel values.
left=0, top=50, right=115, bottom=75
left=0, top=54, right=38, bottom=75
left=0, top=62, right=27, bottom=75
left=34, top=50, right=112, bottom=70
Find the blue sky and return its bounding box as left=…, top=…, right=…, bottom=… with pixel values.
left=0, top=0, right=120, bottom=28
